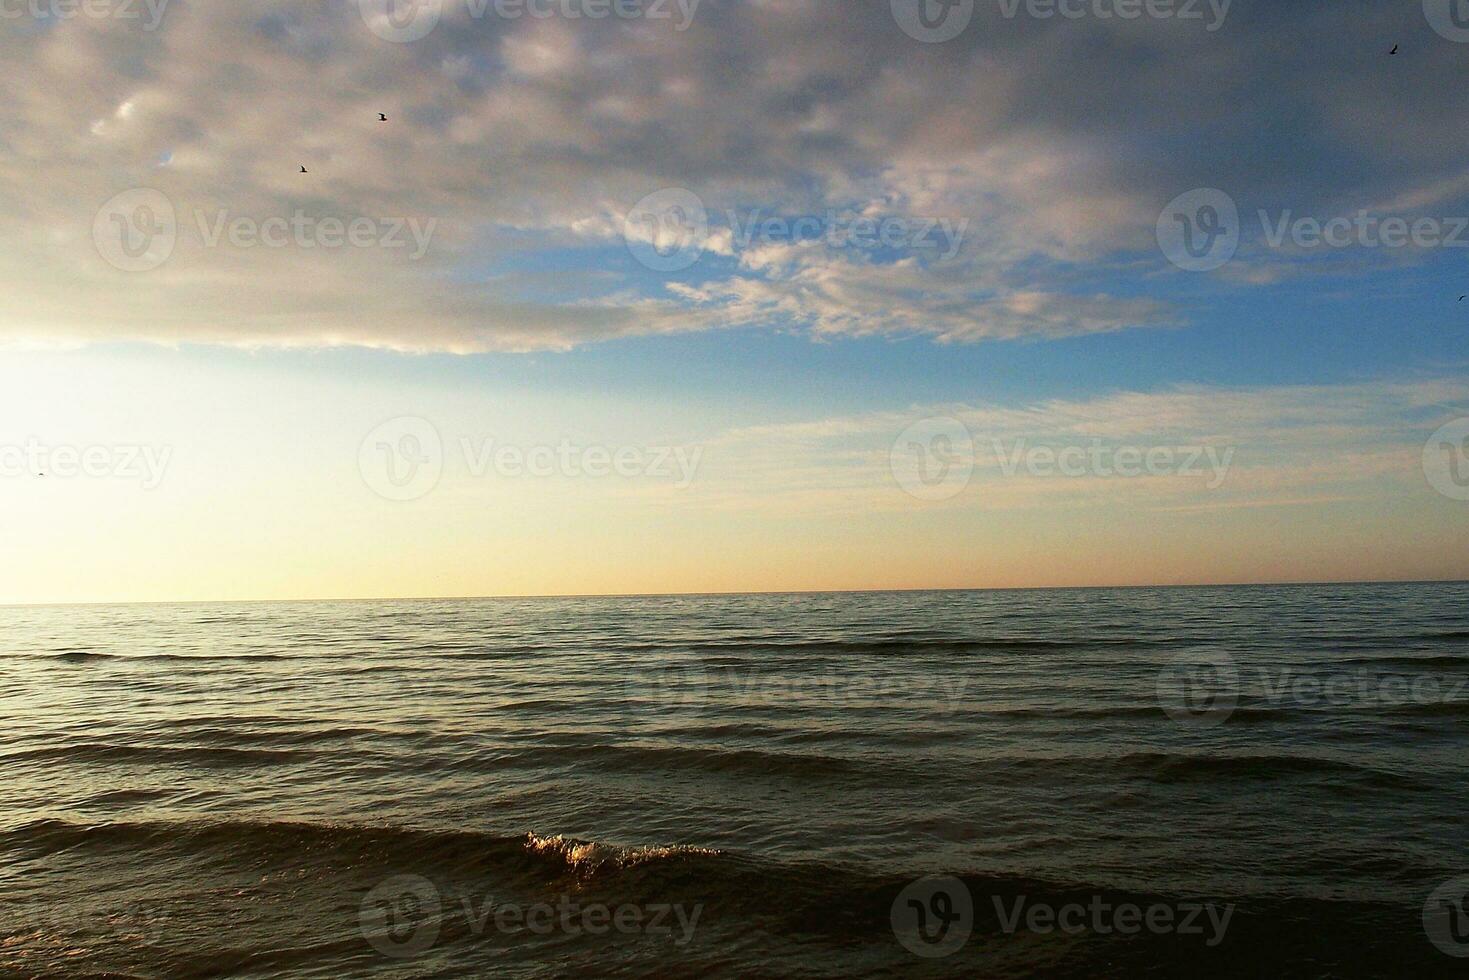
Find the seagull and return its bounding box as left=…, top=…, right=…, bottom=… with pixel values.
left=1460, top=295, right=1465, bottom=302
left=378, top=113, right=388, bottom=122
left=299, top=165, right=308, bottom=173
left=1390, top=44, right=1398, bottom=55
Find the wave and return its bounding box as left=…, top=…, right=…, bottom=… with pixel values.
left=1334, top=653, right=1469, bottom=668
left=5, top=735, right=1417, bottom=792
left=524, top=833, right=722, bottom=873
left=49, top=651, right=110, bottom=663
left=450, top=742, right=864, bottom=779
left=0, top=743, right=315, bottom=766
left=950, top=703, right=1295, bottom=722
left=1, top=814, right=1442, bottom=980
left=676, top=636, right=1158, bottom=655
left=0, top=815, right=1419, bottom=927
left=0, top=817, right=729, bottom=895
left=1105, top=751, right=1424, bottom=788
left=1385, top=699, right=1469, bottom=718
left=25, top=651, right=292, bottom=663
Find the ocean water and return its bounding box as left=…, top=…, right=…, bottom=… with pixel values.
left=2, top=583, right=1467, bottom=977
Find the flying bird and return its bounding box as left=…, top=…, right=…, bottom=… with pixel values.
left=378, top=113, right=388, bottom=122
left=299, top=165, right=308, bottom=173
left=1390, top=44, right=1398, bottom=55
left=1459, top=295, right=1465, bottom=302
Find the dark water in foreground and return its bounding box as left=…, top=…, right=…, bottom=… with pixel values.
left=2, top=583, right=1468, bottom=977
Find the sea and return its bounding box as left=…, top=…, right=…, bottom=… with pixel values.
left=2, top=582, right=1467, bottom=977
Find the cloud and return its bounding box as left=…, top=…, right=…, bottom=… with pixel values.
left=2, top=0, right=1467, bottom=351
left=671, top=377, right=1469, bottom=515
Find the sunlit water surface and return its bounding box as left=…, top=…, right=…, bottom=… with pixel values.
left=2, top=584, right=1466, bottom=976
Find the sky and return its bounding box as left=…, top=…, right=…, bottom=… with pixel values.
left=1, top=0, right=1467, bottom=602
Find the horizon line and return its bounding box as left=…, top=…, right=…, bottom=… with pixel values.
left=5, top=576, right=1465, bottom=608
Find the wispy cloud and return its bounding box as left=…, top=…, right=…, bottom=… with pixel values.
left=665, top=378, right=1469, bottom=515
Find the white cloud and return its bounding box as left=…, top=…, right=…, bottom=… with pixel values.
left=672, top=378, right=1469, bottom=515
left=1, top=1, right=1466, bottom=351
